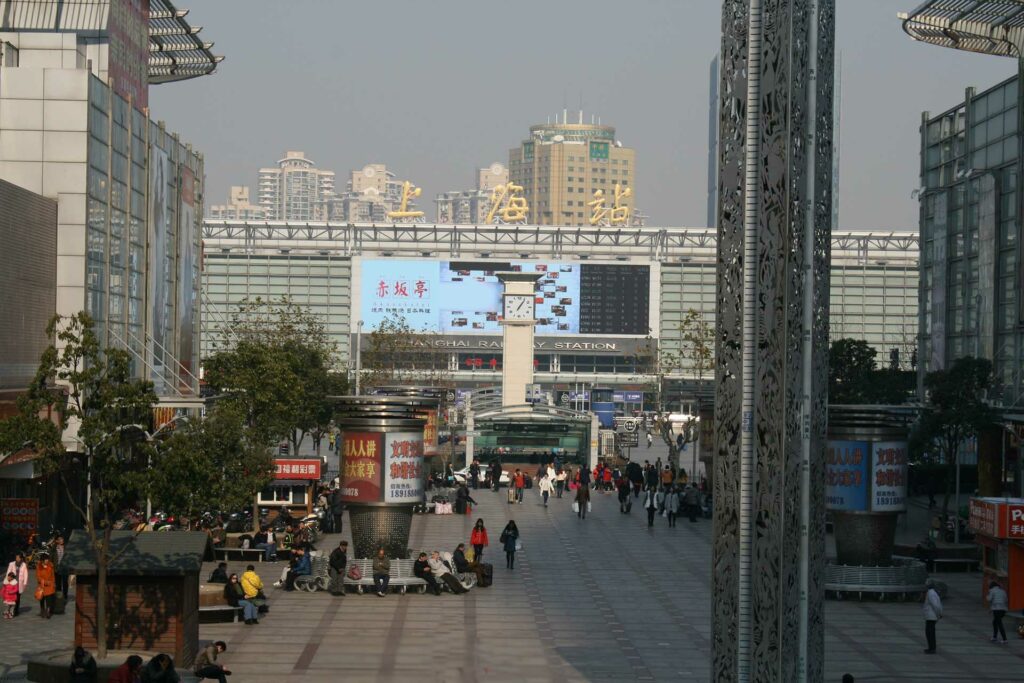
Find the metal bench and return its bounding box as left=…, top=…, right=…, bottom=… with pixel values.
left=294, top=555, right=330, bottom=592
left=214, top=547, right=267, bottom=563
left=198, top=604, right=243, bottom=623
left=342, top=558, right=430, bottom=594
left=825, top=559, right=928, bottom=600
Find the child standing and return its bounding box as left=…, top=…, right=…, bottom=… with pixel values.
left=2, top=572, right=18, bottom=619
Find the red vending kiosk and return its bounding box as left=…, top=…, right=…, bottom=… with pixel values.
left=968, top=497, right=1024, bottom=609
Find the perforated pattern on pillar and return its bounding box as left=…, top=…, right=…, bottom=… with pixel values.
left=348, top=505, right=413, bottom=560
left=713, top=1, right=833, bottom=680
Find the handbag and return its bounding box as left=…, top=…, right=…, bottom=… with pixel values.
left=587, top=502, right=592, bottom=512
left=347, top=564, right=363, bottom=581
left=572, top=501, right=580, bottom=513
left=34, top=587, right=43, bottom=601
left=515, top=540, right=523, bottom=552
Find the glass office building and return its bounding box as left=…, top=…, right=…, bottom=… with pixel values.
left=920, top=75, right=1023, bottom=405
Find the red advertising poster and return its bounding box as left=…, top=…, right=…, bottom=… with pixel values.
left=422, top=409, right=439, bottom=457
left=274, top=459, right=321, bottom=480
left=1006, top=504, right=1024, bottom=538
left=1, top=498, right=38, bottom=538
left=341, top=432, right=384, bottom=503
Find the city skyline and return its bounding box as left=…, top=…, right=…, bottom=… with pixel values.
left=151, top=0, right=1013, bottom=229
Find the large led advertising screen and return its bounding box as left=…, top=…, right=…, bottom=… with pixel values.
left=359, top=259, right=649, bottom=336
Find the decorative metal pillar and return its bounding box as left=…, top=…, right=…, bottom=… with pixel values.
left=335, top=396, right=436, bottom=559
left=712, top=1, right=834, bottom=681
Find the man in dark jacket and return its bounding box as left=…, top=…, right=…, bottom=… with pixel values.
left=413, top=552, right=441, bottom=595
left=328, top=540, right=348, bottom=596
left=453, top=543, right=487, bottom=585
left=469, top=460, right=480, bottom=489
left=490, top=462, right=503, bottom=492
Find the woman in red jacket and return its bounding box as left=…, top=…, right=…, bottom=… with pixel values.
left=469, top=519, right=488, bottom=563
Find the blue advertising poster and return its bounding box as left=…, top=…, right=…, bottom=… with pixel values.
left=826, top=440, right=869, bottom=511
left=360, top=259, right=581, bottom=335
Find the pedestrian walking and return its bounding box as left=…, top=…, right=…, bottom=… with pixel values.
left=555, top=468, right=567, bottom=498
left=470, top=519, right=489, bottom=562
left=35, top=553, right=56, bottom=618
left=647, top=431, right=653, bottom=448
left=617, top=477, right=632, bottom=514
left=500, top=521, right=520, bottom=570
left=666, top=487, right=680, bottom=527
left=5, top=553, right=27, bottom=617
left=53, top=535, right=68, bottom=598
left=513, top=469, right=526, bottom=503
left=575, top=481, right=590, bottom=519
left=923, top=578, right=943, bottom=654
left=988, top=581, right=1009, bottom=644
left=2, top=572, right=17, bottom=619
left=469, top=459, right=481, bottom=490
left=684, top=485, right=700, bottom=523
left=330, top=487, right=344, bottom=535
left=539, top=473, right=554, bottom=507
left=643, top=487, right=658, bottom=527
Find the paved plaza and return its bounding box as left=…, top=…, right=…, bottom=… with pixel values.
left=3, top=455, right=1024, bottom=681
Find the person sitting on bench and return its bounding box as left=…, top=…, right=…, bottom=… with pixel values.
left=453, top=543, right=486, bottom=585
left=413, top=552, right=441, bottom=595
left=372, top=547, right=391, bottom=597
left=253, top=527, right=277, bottom=562
left=428, top=551, right=468, bottom=594
left=208, top=562, right=229, bottom=584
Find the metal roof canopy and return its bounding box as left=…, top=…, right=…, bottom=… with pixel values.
left=148, top=0, right=223, bottom=83
left=900, top=0, right=1024, bottom=57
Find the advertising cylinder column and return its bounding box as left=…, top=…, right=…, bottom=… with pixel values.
left=336, top=397, right=437, bottom=560
left=828, top=407, right=910, bottom=566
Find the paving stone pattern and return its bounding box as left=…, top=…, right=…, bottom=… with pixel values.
left=2, top=441, right=1024, bottom=680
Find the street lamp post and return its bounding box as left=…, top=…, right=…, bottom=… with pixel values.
left=355, top=320, right=364, bottom=395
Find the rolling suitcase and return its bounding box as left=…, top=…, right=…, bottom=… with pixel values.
left=478, top=563, right=493, bottom=587
left=507, top=487, right=516, bottom=504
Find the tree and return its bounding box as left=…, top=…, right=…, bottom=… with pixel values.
left=830, top=338, right=915, bottom=405
left=150, top=404, right=275, bottom=522
left=360, top=313, right=451, bottom=390
left=203, top=297, right=345, bottom=452
left=655, top=309, right=713, bottom=466
left=910, top=356, right=998, bottom=524
left=0, top=313, right=157, bottom=659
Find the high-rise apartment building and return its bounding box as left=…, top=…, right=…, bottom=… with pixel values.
left=435, top=163, right=508, bottom=223
left=508, top=114, right=636, bottom=227
left=329, top=163, right=420, bottom=223
left=210, top=186, right=267, bottom=221
left=257, top=151, right=335, bottom=221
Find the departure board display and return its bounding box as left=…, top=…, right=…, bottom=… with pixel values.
left=578, top=264, right=650, bottom=335
left=359, top=259, right=649, bottom=336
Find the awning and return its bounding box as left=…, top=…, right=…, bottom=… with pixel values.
left=0, top=449, right=42, bottom=480
left=267, top=479, right=313, bottom=488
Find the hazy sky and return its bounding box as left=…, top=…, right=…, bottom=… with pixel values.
left=151, top=0, right=1014, bottom=230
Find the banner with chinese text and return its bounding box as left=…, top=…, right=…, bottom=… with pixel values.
left=341, top=432, right=384, bottom=503
left=274, top=459, right=321, bottom=480
left=384, top=431, right=424, bottom=503
left=871, top=441, right=908, bottom=512
left=826, top=441, right=868, bottom=511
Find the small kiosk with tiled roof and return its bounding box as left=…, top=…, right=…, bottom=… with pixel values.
left=60, top=530, right=213, bottom=666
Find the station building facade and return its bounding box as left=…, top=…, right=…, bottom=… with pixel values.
left=201, top=221, right=919, bottom=410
